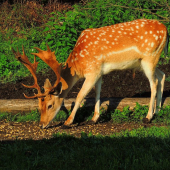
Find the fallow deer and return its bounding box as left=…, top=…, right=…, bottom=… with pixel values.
left=12, top=19, right=169, bottom=128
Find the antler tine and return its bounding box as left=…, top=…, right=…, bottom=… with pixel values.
left=33, top=47, right=43, bottom=53
left=23, top=92, right=48, bottom=99
left=46, top=43, right=50, bottom=51
left=12, top=46, right=42, bottom=97
left=23, top=93, right=37, bottom=99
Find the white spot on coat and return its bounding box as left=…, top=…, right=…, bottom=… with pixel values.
left=130, top=27, right=134, bottom=31
left=79, top=49, right=89, bottom=57
left=151, top=42, right=154, bottom=47
left=98, top=54, right=103, bottom=60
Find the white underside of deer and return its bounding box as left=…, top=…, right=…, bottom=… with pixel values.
left=13, top=19, right=169, bottom=128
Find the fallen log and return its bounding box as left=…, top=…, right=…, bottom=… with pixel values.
left=0, top=97, right=170, bottom=114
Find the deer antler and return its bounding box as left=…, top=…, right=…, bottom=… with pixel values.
left=32, top=44, right=62, bottom=92
left=12, top=44, right=62, bottom=98
left=12, top=46, right=44, bottom=98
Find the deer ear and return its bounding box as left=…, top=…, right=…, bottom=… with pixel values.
left=53, top=82, right=62, bottom=96
left=44, top=78, right=52, bottom=92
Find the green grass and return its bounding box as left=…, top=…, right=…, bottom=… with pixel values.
left=1, top=126, right=170, bottom=170
left=1, top=102, right=170, bottom=125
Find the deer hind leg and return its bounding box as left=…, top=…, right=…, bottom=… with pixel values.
left=154, top=68, right=165, bottom=113
left=64, top=76, right=100, bottom=126
left=141, top=61, right=158, bottom=123
left=91, top=76, right=102, bottom=123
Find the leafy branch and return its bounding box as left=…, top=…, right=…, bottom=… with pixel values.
left=83, top=2, right=170, bottom=22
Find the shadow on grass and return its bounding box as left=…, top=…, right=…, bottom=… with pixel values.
left=1, top=127, right=170, bottom=170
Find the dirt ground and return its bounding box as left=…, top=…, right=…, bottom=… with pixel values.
left=0, top=120, right=164, bottom=140
left=1, top=64, right=170, bottom=140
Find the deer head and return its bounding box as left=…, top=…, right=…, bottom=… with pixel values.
left=12, top=45, right=64, bottom=128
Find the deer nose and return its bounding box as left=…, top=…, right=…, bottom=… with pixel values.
left=39, top=123, right=43, bottom=129
left=39, top=121, right=49, bottom=129
left=39, top=121, right=45, bottom=129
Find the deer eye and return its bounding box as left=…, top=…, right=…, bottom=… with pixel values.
left=48, top=104, right=53, bottom=110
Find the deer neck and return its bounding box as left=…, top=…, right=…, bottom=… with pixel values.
left=59, top=64, right=79, bottom=99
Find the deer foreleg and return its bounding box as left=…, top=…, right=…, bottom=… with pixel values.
left=64, top=76, right=99, bottom=126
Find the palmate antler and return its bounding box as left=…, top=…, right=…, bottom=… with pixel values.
left=12, top=44, right=61, bottom=98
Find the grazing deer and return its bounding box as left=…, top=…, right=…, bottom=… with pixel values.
left=12, top=19, right=169, bottom=128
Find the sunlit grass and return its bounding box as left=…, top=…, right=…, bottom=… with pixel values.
left=1, top=103, right=170, bottom=125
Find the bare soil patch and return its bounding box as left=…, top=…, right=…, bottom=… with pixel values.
left=0, top=120, right=165, bottom=140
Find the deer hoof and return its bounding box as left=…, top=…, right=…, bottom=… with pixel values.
left=142, top=118, right=150, bottom=124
